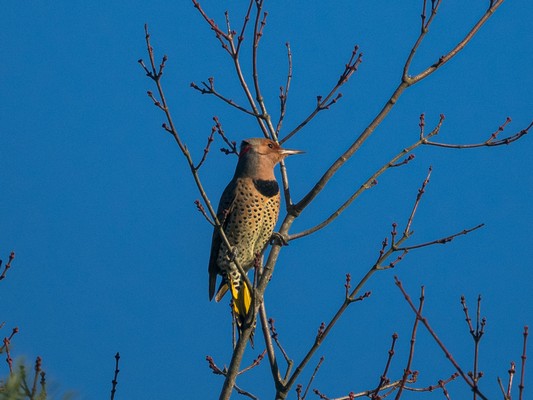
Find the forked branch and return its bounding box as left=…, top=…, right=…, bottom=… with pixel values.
left=275, top=168, right=484, bottom=399
left=395, top=278, right=489, bottom=400
left=280, top=46, right=362, bottom=145
left=289, top=115, right=443, bottom=241
left=291, top=0, right=508, bottom=218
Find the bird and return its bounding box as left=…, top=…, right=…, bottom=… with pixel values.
left=208, top=138, right=302, bottom=342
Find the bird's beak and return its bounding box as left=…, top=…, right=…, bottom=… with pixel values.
left=279, top=148, right=304, bottom=156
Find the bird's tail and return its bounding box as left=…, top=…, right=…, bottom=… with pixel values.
left=228, top=278, right=255, bottom=347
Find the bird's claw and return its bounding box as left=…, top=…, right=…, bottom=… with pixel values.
left=228, top=248, right=238, bottom=262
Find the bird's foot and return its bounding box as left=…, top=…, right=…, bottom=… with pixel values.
left=228, top=248, right=239, bottom=263
left=270, top=232, right=289, bottom=246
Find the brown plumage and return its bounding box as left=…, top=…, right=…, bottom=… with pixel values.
left=208, top=138, right=302, bottom=340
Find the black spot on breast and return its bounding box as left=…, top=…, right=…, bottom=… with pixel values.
left=253, top=179, right=279, bottom=197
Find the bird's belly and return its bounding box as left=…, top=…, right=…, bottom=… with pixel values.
left=219, top=192, right=280, bottom=271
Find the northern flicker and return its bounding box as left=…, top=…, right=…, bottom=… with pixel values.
left=208, top=138, right=302, bottom=340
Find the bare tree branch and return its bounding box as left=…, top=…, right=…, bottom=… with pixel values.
left=193, top=126, right=216, bottom=171
left=291, top=0, right=507, bottom=218
left=110, top=352, right=120, bottom=400
left=461, top=295, right=486, bottom=399
left=301, top=356, right=324, bottom=400
left=191, top=0, right=270, bottom=137
left=238, top=350, right=267, bottom=375
left=423, top=119, right=532, bottom=148
left=275, top=162, right=484, bottom=399
left=275, top=42, right=293, bottom=136
left=315, top=374, right=421, bottom=399
left=371, top=333, right=398, bottom=399
left=288, top=115, right=444, bottom=241
left=394, top=277, right=488, bottom=400
left=395, top=287, right=425, bottom=399
left=190, top=79, right=258, bottom=117
left=519, top=326, right=528, bottom=400
left=0, top=251, right=15, bottom=281
left=267, top=317, right=293, bottom=383
left=408, top=0, right=506, bottom=84
left=258, top=307, right=284, bottom=390
left=280, top=46, right=362, bottom=145
left=395, top=223, right=485, bottom=252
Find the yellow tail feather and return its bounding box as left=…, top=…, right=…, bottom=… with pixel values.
left=229, top=279, right=252, bottom=317
left=228, top=278, right=255, bottom=347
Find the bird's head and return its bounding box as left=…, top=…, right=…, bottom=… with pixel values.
left=235, top=138, right=303, bottom=179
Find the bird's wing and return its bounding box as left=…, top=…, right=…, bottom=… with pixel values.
left=208, top=179, right=237, bottom=300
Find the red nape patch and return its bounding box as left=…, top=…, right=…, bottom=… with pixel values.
left=239, top=145, right=251, bottom=158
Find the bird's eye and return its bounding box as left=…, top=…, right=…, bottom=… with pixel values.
left=268, top=143, right=274, bottom=149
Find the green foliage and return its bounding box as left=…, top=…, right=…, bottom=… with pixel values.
left=0, top=369, right=25, bottom=400
left=0, top=364, right=46, bottom=400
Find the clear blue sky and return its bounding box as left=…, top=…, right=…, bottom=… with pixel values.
left=1, top=1, right=531, bottom=399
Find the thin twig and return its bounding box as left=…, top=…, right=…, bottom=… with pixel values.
left=395, top=287, right=425, bottom=399
left=206, top=355, right=226, bottom=376
left=268, top=317, right=293, bottom=382
left=190, top=80, right=258, bottom=117
left=0, top=251, right=15, bottom=281
left=395, top=223, right=485, bottom=252
left=259, top=307, right=284, bottom=389
left=212, top=116, right=238, bottom=156
left=238, top=350, right=267, bottom=375
left=317, top=375, right=419, bottom=399
left=1, top=327, right=19, bottom=376
left=0, top=327, right=19, bottom=352
left=302, top=356, right=324, bottom=400
left=3, top=337, right=13, bottom=374
left=206, top=355, right=261, bottom=399
left=110, top=352, right=120, bottom=400
left=371, top=334, right=398, bottom=399
left=275, top=42, right=293, bottom=136
left=424, top=119, right=532, bottom=148
left=195, top=199, right=215, bottom=225
left=235, top=0, right=255, bottom=56
left=404, top=166, right=432, bottom=236
left=497, top=376, right=508, bottom=400
left=506, top=362, right=516, bottom=399
left=31, top=357, right=42, bottom=399
left=461, top=295, right=475, bottom=334
left=191, top=0, right=230, bottom=51
left=193, top=127, right=216, bottom=171
left=39, top=371, right=47, bottom=399
left=251, top=1, right=273, bottom=136
left=519, top=326, right=528, bottom=400
left=234, top=383, right=260, bottom=400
